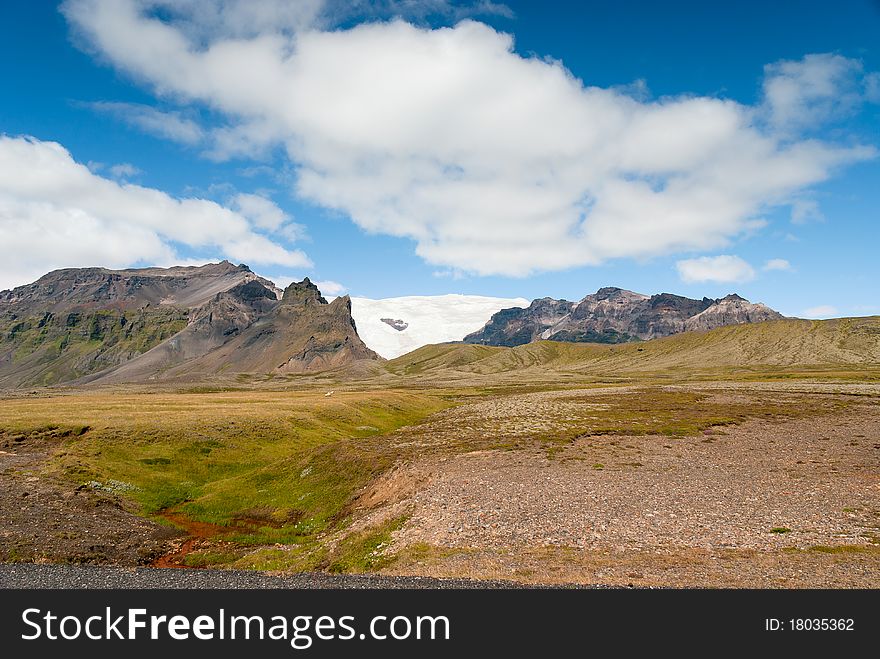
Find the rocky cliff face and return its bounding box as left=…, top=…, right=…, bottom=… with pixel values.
left=0, top=265, right=378, bottom=387
left=465, top=287, right=783, bottom=347
left=467, top=297, right=576, bottom=347
left=188, top=279, right=378, bottom=376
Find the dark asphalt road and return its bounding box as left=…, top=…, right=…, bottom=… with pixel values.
left=0, top=563, right=568, bottom=589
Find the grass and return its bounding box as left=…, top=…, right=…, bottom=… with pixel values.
left=441, top=388, right=858, bottom=457
left=326, top=516, right=408, bottom=573
left=0, top=376, right=869, bottom=572
left=383, top=316, right=880, bottom=387
left=219, top=516, right=409, bottom=573
left=0, top=388, right=451, bottom=551
left=183, top=551, right=241, bottom=568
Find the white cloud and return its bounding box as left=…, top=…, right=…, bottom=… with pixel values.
left=90, top=101, right=205, bottom=145
left=432, top=268, right=466, bottom=280
left=255, top=274, right=342, bottom=297
left=264, top=274, right=296, bottom=290
left=313, top=279, right=346, bottom=296
left=140, top=0, right=325, bottom=40
left=332, top=0, right=515, bottom=23
left=230, top=192, right=288, bottom=230
left=108, top=162, right=141, bottom=179
left=0, top=135, right=310, bottom=290
left=230, top=193, right=309, bottom=239
left=63, top=1, right=878, bottom=276
left=676, top=255, right=756, bottom=284
left=866, top=72, right=880, bottom=103
left=790, top=198, right=824, bottom=224
left=762, top=53, right=873, bottom=132
left=802, top=305, right=839, bottom=319
left=762, top=258, right=792, bottom=272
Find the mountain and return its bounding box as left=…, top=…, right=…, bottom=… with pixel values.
left=0, top=263, right=377, bottom=387
left=464, top=287, right=783, bottom=347
left=0, top=265, right=795, bottom=387
left=349, top=294, right=529, bottom=358
left=1, top=261, right=281, bottom=312
left=97, top=278, right=377, bottom=383
left=682, top=294, right=783, bottom=332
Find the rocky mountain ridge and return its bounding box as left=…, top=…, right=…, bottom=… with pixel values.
left=0, top=263, right=377, bottom=387
left=464, top=287, right=783, bottom=347
left=1, top=266, right=789, bottom=387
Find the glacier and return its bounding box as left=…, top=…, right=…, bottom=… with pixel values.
left=349, top=294, right=529, bottom=359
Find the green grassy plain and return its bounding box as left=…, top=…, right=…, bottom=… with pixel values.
left=0, top=389, right=448, bottom=559
left=1, top=316, right=879, bottom=573
left=0, top=381, right=865, bottom=571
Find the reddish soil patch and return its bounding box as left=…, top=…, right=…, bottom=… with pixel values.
left=150, top=512, right=230, bottom=568
left=150, top=510, right=292, bottom=567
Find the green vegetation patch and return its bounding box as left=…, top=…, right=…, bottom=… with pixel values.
left=0, top=388, right=450, bottom=552
left=0, top=307, right=188, bottom=385
left=543, top=389, right=853, bottom=445
left=326, top=516, right=408, bottom=573
left=230, top=516, right=409, bottom=573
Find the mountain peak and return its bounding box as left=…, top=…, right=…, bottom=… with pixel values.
left=594, top=286, right=626, bottom=298
left=225, top=280, right=277, bottom=302
left=281, top=278, right=328, bottom=306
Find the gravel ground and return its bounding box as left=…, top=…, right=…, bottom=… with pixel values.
left=0, top=432, right=180, bottom=564
left=396, top=410, right=880, bottom=552
left=367, top=390, right=880, bottom=587
left=0, top=563, right=568, bottom=589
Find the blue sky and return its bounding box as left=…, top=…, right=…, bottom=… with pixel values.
left=0, top=0, right=878, bottom=317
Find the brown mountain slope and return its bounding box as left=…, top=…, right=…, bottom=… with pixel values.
left=0, top=261, right=278, bottom=387
left=1, top=264, right=378, bottom=388
left=91, top=278, right=379, bottom=383
left=465, top=287, right=783, bottom=346
left=1, top=261, right=280, bottom=313
left=389, top=316, right=880, bottom=378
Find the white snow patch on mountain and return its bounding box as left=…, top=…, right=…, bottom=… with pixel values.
left=350, top=294, right=529, bottom=359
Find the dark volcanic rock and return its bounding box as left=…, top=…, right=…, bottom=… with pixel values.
left=232, top=280, right=278, bottom=302
left=281, top=277, right=327, bottom=306
left=381, top=318, right=409, bottom=331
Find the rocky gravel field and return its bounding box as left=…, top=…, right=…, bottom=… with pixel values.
left=370, top=385, right=880, bottom=586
